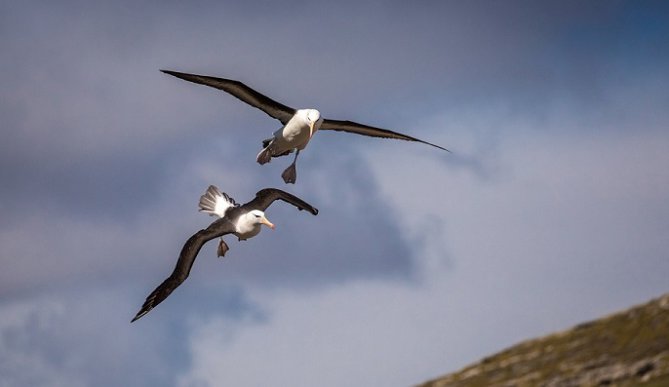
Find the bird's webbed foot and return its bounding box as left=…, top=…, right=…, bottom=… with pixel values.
left=281, top=163, right=297, bottom=184
left=217, top=239, right=230, bottom=257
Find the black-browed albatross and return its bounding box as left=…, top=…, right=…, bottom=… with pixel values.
left=131, top=186, right=318, bottom=322
left=161, top=69, right=450, bottom=184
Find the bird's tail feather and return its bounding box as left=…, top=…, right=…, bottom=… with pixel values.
left=198, top=185, right=236, bottom=217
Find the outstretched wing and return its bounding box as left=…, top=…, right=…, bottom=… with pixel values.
left=161, top=70, right=296, bottom=124
left=243, top=188, right=319, bottom=215
left=131, top=218, right=235, bottom=322
left=320, top=119, right=450, bottom=152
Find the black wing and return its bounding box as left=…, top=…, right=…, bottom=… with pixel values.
left=320, top=119, right=450, bottom=152
left=161, top=70, right=296, bottom=124
left=131, top=218, right=235, bottom=322
left=243, top=188, right=319, bottom=215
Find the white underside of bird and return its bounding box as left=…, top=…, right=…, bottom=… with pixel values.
left=267, top=109, right=322, bottom=154
left=255, top=109, right=324, bottom=183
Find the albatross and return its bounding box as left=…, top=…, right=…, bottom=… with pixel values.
left=161, top=69, right=450, bottom=184
left=131, top=186, right=318, bottom=322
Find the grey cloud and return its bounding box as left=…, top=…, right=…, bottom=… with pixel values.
left=0, top=284, right=261, bottom=387
left=131, top=149, right=416, bottom=301
left=0, top=146, right=415, bottom=302
left=211, top=150, right=416, bottom=287
left=0, top=291, right=174, bottom=387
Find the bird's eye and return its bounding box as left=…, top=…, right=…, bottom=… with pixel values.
left=254, top=214, right=260, bottom=218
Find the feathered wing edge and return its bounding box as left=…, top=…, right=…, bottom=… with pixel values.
left=131, top=219, right=233, bottom=322
left=161, top=70, right=296, bottom=124
left=320, top=119, right=450, bottom=152
left=244, top=188, right=319, bottom=215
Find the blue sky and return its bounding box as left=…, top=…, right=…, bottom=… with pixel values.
left=1, top=1, right=668, bottom=386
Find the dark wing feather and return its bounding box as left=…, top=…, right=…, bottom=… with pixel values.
left=131, top=218, right=235, bottom=322
left=320, top=119, right=450, bottom=152
left=161, top=70, right=296, bottom=124
left=243, top=188, right=319, bottom=215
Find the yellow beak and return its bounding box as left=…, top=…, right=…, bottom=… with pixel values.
left=260, top=216, right=275, bottom=230
left=308, top=121, right=315, bottom=138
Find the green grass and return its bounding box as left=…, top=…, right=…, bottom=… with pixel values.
left=419, top=293, right=669, bottom=387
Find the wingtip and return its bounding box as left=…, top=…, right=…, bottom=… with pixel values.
left=131, top=310, right=147, bottom=323
left=160, top=69, right=188, bottom=79
left=426, top=141, right=451, bottom=153
left=312, top=208, right=319, bottom=216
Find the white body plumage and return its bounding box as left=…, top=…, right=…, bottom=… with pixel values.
left=271, top=109, right=323, bottom=154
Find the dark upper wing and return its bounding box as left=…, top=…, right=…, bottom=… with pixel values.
left=161, top=70, right=296, bottom=124
left=243, top=188, right=319, bottom=215
left=320, top=119, right=450, bottom=152
left=131, top=218, right=235, bottom=322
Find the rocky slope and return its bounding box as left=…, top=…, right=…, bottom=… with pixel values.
left=418, top=293, right=669, bottom=387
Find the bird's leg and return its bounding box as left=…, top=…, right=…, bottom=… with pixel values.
left=217, top=238, right=230, bottom=257
left=281, top=149, right=299, bottom=184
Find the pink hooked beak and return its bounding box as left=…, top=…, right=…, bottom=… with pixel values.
left=260, top=216, right=275, bottom=230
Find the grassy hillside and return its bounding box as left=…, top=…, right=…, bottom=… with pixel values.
left=418, top=293, right=669, bottom=387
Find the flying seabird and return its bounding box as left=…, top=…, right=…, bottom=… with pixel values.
left=161, top=69, right=450, bottom=184
left=131, top=186, right=318, bottom=322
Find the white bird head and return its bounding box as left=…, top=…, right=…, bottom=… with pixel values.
left=306, top=109, right=321, bottom=122
left=247, top=209, right=275, bottom=229
left=304, top=109, right=323, bottom=137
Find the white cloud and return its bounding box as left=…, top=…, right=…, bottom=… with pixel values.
left=0, top=298, right=87, bottom=387
left=178, top=280, right=460, bottom=387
